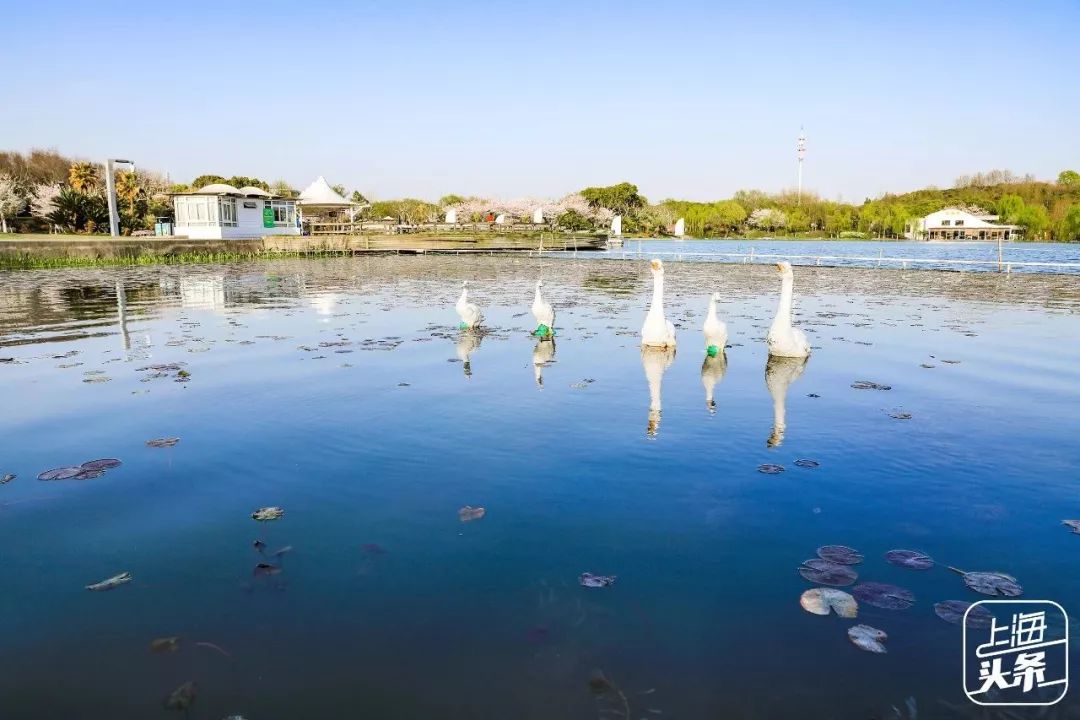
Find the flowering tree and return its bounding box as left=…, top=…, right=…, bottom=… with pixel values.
left=0, top=175, right=22, bottom=233
left=31, top=184, right=61, bottom=218
left=748, top=208, right=787, bottom=231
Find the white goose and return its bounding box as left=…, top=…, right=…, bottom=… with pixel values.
left=766, top=262, right=810, bottom=358
left=641, top=259, right=676, bottom=348
left=703, top=292, right=728, bottom=357
left=456, top=281, right=484, bottom=329
left=531, top=280, right=555, bottom=338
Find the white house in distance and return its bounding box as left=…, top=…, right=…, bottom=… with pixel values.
left=909, top=207, right=1020, bottom=241
left=172, top=184, right=300, bottom=239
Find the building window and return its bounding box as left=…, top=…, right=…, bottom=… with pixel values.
left=270, top=200, right=295, bottom=226
left=941, top=219, right=951, bottom=226
left=219, top=199, right=237, bottom=226
left=955, top=220, right=964, bottom=226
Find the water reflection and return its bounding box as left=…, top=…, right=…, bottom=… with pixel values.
left=765, top=355, right=807, bottom=447
left=115, top=280, right=130, bottom=352
left=700, top=351, right=727, bottom=414
left=532, top=337, right=555, bottom=388
left=641, top=346, right=675, bottom=437
left=455, top=330, right=484, bottom=378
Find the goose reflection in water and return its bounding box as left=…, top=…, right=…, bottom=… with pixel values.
left=455, top=330, right=484, bottom=379
left=700, top=351, right=727, bottom=414
left=641, top=346, right=676, bottom=438
left=532, top=337, right=556, bottom=388
left=765, top=354, right=808, bottom=447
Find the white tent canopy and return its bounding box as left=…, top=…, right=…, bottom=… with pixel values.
left=298, top=176, right=352, bottom=207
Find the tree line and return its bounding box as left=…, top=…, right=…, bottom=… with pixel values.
left=2, top=149, right=1078, bottom=241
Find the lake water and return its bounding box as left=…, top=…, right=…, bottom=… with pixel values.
left=599, top=239, right=1080, bottom=274
left=2, top=257, right=1080, bottom=719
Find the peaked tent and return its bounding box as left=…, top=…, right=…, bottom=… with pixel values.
left=297, top=176, right=361, bottom=229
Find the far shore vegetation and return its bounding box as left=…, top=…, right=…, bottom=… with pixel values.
left=2, top=149, right=1079, bottom=242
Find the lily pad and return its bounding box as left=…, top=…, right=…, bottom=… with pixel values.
left=146, top=437, right=180, bottom=448
left=817, top=545, right=863, bottom=565
left=150, top=636, right=181, bottom=653
left=254, top=562, right=282, bottom=577
left=800, top=588, right=858, bottom=618
left=252, top=507, right=284, bottom=522
left=793, top=459, right=820, bottom=469
left=37, top=466, right=83, bottom=481
left=1062, top=519, right=1080, bottom=535
left=164, top=681, right=197, bottom=712
left=579, top=573, right=616, bottom=588
left=888, top=410, right=913, bottom=420
left=950, top=568, right=1023, bottom=597
left=852, top=582, right=915, bottom=610
left=848, top=624, right=888, bottom=653
left=885, top=549, right=935, bottom=570
left=81, top=458, right=121, bottom=471
left=758, top=463, right=785, bottom=474
left=851, top=380, right=891, bottom=390
left=74, top=468, right=106, bottom=480
left=1, top=473, right=15, bottom=484
left=934, top=600, right=993, bottom=629
left=799, top=559, right=858, bottom=586
left=458, top=505, right=486, bottom=522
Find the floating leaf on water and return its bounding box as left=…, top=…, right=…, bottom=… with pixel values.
left=949, top=567, right=1023, bottom=597
left=81, top=458, right=121, bottom=471
left=817, top=545, right=863, bottom=565
left=254, top=562, right=282, bottom=577
left=888, top=410, right=913, bottom=420
left=794, top=459, right=820, bottom=469
left=164, top=681, right=197, bottom=712
left=920, top=363, right=935, bottom=369
left=579, top=573, right=616, bottom=588
left=934, top=600, right=993, bottom=629
left=800, top=588, right=858, bottom=618
left=806, top=393, right=820, bottom=398
left=885, top=549, right=935, bottom=570
left=852, top=582, right=915, bottom=610
left=272, top=545, right=293, bottom=557
left=253, top=539, right=266, bottom=553
left=86, top=571, right=132, bottom=591
left=150, top=636, right=181, bottom=653
left=942, top=359, right=961, bottom=364
left=1062, top=520, right=1080, bottom=535
left=251, top=506, right=284, bottom=522
left=798, top=559, right=858, bottom=587
left=848, top=624, right=888, bottom=653
left=757, top=464, right=785, bottom=474
left=37, top=466, right=83, bottom=481
left=458, top=505, right=486, bottom=522
left=1, top=473, right=15, bottom=484
left=74, top=468, right=106, bottom=480
left=146, top=437, right=180, bottom=448
left=851, top=380, right=891, bottom=390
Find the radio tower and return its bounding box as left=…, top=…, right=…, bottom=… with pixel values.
left=796, top=128, right=806, bottom=205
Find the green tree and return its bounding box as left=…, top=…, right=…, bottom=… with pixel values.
left=47, top=187, right=109, bottom=232
left=1014, top=203, right=1050, bottom=239
left=1057, top=170, right=1080, bottom=186
left=270, top=180, right=296, bottom=198
left=191, top=175, right=227, bottom=189
left=580, top=182, right=644, bottom=215
left=331, top=184, right=347, bottom=197
left=556, top=209, right=591, bottom=231
left=996, top=194, right=1025, bottom=223
left=439, top=194, right=466, bottom=206
left=350, top=190, right=369, bottom=205
left=1061, top=205, right=1080, bottom=242
left=227, top=176, right=269, bottom=191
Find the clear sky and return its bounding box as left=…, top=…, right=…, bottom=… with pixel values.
left=3, top=0, right=1077, bottom=203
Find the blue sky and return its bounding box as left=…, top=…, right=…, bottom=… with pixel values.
left=3, top=0, right=1077, bottom=202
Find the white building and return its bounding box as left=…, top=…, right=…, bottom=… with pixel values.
left=172, top=184, right=300, bottom=239
left=909, top=208, right=1019, bottom=241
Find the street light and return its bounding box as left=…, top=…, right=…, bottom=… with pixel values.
left=104, top=158, right=135, bottom=237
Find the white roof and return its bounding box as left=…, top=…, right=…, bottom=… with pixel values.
left=238, top=186, right=271, bottom=197
left=196, top=183, right=242, bottom=195
left=923, top=207, right=1017, bottom=230
left=298, top=176, right=351, bottom=206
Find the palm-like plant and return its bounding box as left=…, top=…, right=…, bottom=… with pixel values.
left=115, top=171, right=141, bottom=212
left=68, top=162, right=101, bottom=193
left=47, top=187, right=109, bottom=232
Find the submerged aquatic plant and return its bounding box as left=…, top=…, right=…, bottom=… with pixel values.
left=852, top=582, right=916, bottom=610
left=150, top=637, right=181, bottom=653
left=85, top=571, right=132, bottom=591
left=251, top=507, right=284, bottom=521
left=164, top=681, right=197, bottom=712
left=934, top=600, right=993, bottom=629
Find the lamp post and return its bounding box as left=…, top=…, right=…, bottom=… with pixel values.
left=796, top=129, right=806, bottom=205
left=104, top=158, right=135, bottom=237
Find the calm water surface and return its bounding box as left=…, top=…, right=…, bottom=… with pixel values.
left=2, top=257, right=1080, bottom=719
left=599, top=239, right=1080, bottom=273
